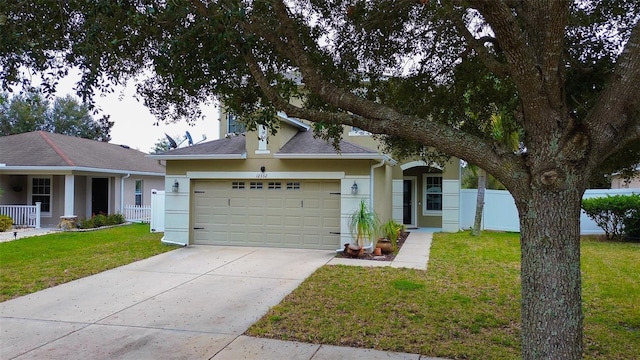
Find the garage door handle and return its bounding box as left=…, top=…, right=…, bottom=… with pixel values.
left=329, top=232, right=340, bottom=235
left=193, top=227, right=204, bottom=230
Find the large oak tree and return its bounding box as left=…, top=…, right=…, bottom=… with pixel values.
left=2, top=1, right=639, bottom=358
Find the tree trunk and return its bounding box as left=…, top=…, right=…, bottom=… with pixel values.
left=472, top=168, right=487, bottom=236
left=516, top=188, right=584, bottom=360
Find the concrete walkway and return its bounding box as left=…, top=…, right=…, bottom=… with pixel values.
left=1, top=231, right=441, bottom=360
left=0, top=227, right=60, bottom=243
left=328, top=230, right=434, bottom=270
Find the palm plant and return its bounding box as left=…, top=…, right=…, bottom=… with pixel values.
left=348, top=200, right=379, bottom=248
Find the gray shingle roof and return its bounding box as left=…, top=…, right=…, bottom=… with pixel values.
left=158, top=135, right=246, bottom=156
left=0, top=131, right=165, bottom=174
left=277, top=130, right=378, bottom=155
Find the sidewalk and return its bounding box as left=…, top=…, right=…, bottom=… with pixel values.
left=0, top=227, right=60, bottom=243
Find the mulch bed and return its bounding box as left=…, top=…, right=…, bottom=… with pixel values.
left=335, top=231, right=410, bottom=261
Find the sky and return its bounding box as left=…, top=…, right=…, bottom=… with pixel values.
left=44, top=73, right=220, bottom=153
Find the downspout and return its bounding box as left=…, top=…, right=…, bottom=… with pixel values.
left=364, top=158, right=386, bottom=252
left=370, top=158, right=386, bottom=211
left=120, top=173, right=130, bottom=214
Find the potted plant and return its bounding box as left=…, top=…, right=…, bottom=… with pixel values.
left=347, top=199, right=380, bottom=255
left=377, top=219, right=402, bottom=254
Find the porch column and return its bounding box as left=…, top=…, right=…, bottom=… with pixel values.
left=64, top=174, right=75, bottom=216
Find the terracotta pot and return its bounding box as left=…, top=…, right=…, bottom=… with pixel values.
left=373, top=247, right=382, bottom=256
left=344, top=243, right=362, bottom=258
left=376, top=238, right=394, bottom=254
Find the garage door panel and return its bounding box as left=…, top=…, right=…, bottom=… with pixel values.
left=323, top=216, right=340, bottom=227
left=284, top=217, right=302, bottom=226
left=304, top=199, right=320, bottom=209
left=265, top=233, right=284, bottom=245
left=266, top=197, right=284, bottom=206
left=303, top=216, right=321, bottom=227
left=301, top=234, right=321, bottom=246
left=228, top=232, right=247, bottom=243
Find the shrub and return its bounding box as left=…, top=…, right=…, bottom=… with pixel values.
left=107, top=213, right=125, bottom=225
left=0, top=214, right=13, bottom=232
left=79, top=213, right=126, bottom=229
left=582, top=194, right=640, bottom=240
left=79, top=217, right=95, bottom=229
left=92, top=214, right=108, bottom=228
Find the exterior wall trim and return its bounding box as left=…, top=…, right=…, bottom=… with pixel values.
left=186, top=171, right=346, bottom=179
left=273, top=153, right=382, bottom=160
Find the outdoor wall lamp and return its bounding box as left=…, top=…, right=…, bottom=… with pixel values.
left=260, top=166, right=266, bottom=173
left=172, top=180, right=179, bottom=193
left=351, top=181, right=358, bottom=195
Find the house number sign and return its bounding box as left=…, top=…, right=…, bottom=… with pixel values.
left=256, top=173, right=268, bottom=178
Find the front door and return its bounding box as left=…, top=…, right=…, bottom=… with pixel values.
left=91, top=178, right=109, bottom=215
left=403, top=179, right=412, bottom=225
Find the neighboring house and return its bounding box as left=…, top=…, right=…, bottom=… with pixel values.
left=0, top=131, right=165, bottom=227
left=150, top=109, right=461, bottom=250
left=610, top=167, right=640, bottom=189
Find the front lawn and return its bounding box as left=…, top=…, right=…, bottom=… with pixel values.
left=0, top=223, right=179, bottom=302
left=247, top=232, right=640, bottom=360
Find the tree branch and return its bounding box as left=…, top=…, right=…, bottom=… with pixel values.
left=585, top=22, right=640, bottom=166
left=239, top=1, right=529, bottom=192
left=447, top=5, right=509, bottom=77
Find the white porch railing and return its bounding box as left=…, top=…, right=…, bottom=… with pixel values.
left=124, top=205, right=152, bottom=223
left=0, top=202, right=41, bottom=228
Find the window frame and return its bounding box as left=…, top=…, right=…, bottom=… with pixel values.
left=134, top=180, right=143, bottom=206
left=30, top=176, right=52, bottom=216
left=227, top=112, right=246, bottom=134
left=422, top=174, right=443, bottom=215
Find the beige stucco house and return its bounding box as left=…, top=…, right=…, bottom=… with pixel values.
left=151, top=109, right=461, bottom=250
left=0, top=131, right=165, bottom=227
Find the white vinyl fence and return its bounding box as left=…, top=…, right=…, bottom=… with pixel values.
left=124, top=205, right=151, bottom=223
left=460, top=188, right=639, bottom=234
left=0, top=202, right=41, bottom=228
left=150, top=189, right=165, bottom=233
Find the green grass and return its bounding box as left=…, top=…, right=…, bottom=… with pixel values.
left=247, top=232, right=640, bottom=360
left=0, top=223, right=179, bottom=302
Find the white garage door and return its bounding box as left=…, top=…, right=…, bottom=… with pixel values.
left=192, top=180, right=341, bottom=250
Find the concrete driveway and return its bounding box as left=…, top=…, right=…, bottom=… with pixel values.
left=0, top=246, right=335, bottom=359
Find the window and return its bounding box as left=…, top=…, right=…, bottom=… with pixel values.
left=31, top=177, right=51, bottom=213
left=227, top=112, right=246, bottom=134
left=250, top=182, right=263, bottom=189
left=268, top=182, right=282, bottom=189
left=423, top=175, right=442, bottom=213
left=232, top=181, right=245, bottom=189
left=135, top=180, right=143, bottom=206
left=286, top=182, right=301, bottom=190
